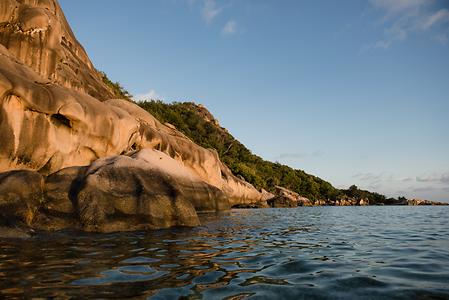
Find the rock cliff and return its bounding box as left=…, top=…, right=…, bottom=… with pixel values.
left=0, top=0, right=114, bottom=100
left=0, top=0, right=264, bottom=234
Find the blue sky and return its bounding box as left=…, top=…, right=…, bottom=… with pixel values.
left=59, top=0, right=449, bottom=202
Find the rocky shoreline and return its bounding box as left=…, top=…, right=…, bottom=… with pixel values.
left=0, top=0, right=446, bottom=238
left=235, top=185, right=447, bottom=208
left=1, top=164, right=445, bottom=238
left=0, top=0, right=269, bottom=236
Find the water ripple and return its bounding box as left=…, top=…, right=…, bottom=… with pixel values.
left=0, top=206, right=448, bottom=299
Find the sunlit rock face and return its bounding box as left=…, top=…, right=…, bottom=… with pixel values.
left=0, top=0, right=264, bottom=232
left=0, top=51, right=138, bottom=173
left=0, top=0, right=114, bottom=100
left=0, top=53, right=263, bottom=204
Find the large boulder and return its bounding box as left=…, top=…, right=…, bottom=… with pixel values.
left=43, top=166, right=86, bottom=215
left=267, top=186, right=312, bottom=208
left=73, top=149, right=230, bottom=232
left=0, top=170, right=44, bottom=226
left=1, top=149, right=231, bottom=233
left=359, top=198, right=369, bottom=206
left=267, top=196, right=298, bottom=208
left=37, top=166, right=87, bottom=230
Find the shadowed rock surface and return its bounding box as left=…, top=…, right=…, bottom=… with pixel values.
left=43, top=149, right=227, bottom=232
left=0, top=170, right=44, bottom=227
left=72, top=149, right=208, bottom=232
left=1, top=150, right=231, bottom=234
left=267, top=186, right=312, bottom=208
left=43, top=166, right=86, bottom=215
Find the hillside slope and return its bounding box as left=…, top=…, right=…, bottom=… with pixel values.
left=139, top=101, right=402, bottom=205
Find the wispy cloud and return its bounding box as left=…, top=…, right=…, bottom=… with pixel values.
left=352, top=172, right=395, bottom=188
left=421, top=8, right=449, bottom=29
left=416, top=172, right=449, bottom=184
left=413, top=186, right=437, bottom=192
left=188, top=0, right=241, bottom=35
left=349, top=170, right=449, bottom=202
left=353, top=171, right=449, bottom=185
left=353, top=172, right=384, bottom=182
left=370, top=0, right=432, bottom=16
left=133, top=89, right=163, bottom=102
left=366, top=0, right=449, bottom=49
left=222, top=20, right=237, bottom=35
left=202, top=0, right=222, bottom=23
left=274, top=150, right=323, bottom=161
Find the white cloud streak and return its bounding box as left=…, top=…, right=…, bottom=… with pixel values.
left=416, top=172, right=449, bottom=184
left=367, top=0, right=449, bottom=49
left=349, top=171, right=449, bottom=201
left=132, top=89, right=163, bottom=102
left=202, top=0, right=222, bottom=23
left=274, top=150, right=323, bottom=161
left=222, top=20, right=237, bottom=34
left=421, top=9, right=449, bottom=29
left=370, top=0, right=432, bottom=16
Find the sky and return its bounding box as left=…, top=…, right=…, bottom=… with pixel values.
left=59, top=0, right=449, bottom=202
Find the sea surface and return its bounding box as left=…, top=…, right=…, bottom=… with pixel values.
left=1, top=206, right=448, bottom=299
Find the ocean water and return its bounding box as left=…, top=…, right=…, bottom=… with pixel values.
left=0, top=206, right=448, bottom=299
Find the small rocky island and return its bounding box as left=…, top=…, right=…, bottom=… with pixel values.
left=0, top=0, right=445, bottom=238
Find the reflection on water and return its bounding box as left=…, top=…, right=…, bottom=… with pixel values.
left=1, top=206, right=449, bottom=299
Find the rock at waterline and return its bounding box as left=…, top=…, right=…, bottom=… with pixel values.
left=0, top=150, right=234, bottom=233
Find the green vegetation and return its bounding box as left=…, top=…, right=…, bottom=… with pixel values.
left=137, top=100, right=406, bottom=204
left=99, top=71, right=132, bottom=100
left=341, top=185, right=387, bottom=204
left=138, top=101, right=334, bottom=202
left=342, top=185, right=402, bottom=205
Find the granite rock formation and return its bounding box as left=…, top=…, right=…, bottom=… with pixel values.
left=267, top=186, right=312, bottom=208
left=40, top=149, right=213, bottom=232
left=0, top=150, right=222, bottom=234
left=0, top=0, right=265, bottom=235
left=406, top=199, right=448, bottom=206
left=0, top=0, right=115, bottom=100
